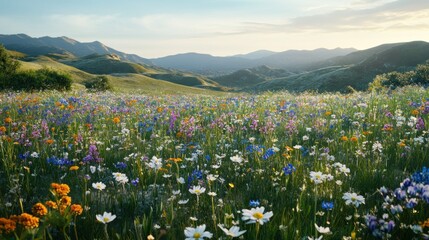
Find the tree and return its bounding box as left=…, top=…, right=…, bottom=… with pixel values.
left=0, top=45, right=21, bottom=87
left=84, top=76, right=113, bottom=92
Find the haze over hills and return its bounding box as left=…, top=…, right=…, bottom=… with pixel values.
left=150, top=48, right=356, bottom=75
left=247, top=41, right=429, bottom=92
left=1, top=34, right=429, bottom=93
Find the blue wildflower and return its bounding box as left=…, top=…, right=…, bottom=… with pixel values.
left=114, top=162, right=127, bottom=169
left=282, top=163, right=296, bottom=175
left=321, top=201, right=334, bottom=211
left=131, top=178, right=139, bottom=186
left=47, top=156, right=72, bottom=166
left=249, top=200, right=260, bottom=207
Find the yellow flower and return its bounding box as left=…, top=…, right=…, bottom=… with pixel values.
left=229, top=183, right=235, bottom=188
left=340, top=136, right=348, bottom=141
left=69, top=166, right=79, bottom=171
left=113, top=117, right=120, bottom=124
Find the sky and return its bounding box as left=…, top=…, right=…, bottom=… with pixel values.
left=1, top=0, right=429, bottom=58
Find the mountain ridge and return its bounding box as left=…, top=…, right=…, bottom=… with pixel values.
left=0, top=34, right=152, bottom=65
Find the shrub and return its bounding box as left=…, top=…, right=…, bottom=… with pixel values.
left=84, top=76, right=113, bottom=92
left=0, top=45, right=21, bottom=88
left=5, top=68, right=72, bottom=91
left=370, top=61, right=429, bottom=91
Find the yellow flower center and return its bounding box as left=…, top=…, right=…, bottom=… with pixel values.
left=195, top=190, right=200, bottom=194
left=253, top=212, right=264, bottom=219
left=103, top=217, right=110, bottom=222
left=193, top=232, right=201, bottom=238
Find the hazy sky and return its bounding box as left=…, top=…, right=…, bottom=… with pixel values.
left=1, top=0, right=429, bottom=58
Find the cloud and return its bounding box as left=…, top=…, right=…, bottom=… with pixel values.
left=232, top=0, right=429, bottom=34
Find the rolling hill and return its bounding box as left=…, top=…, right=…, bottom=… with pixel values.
left=4, top=33, right=429, bottom=93
left=61, top=54, right=151, bottom=75
left=151, top=48, right=356, bottom=75
left=212, top=65, right=294, bottom=88
left=247, top=41, right=429, bottom=92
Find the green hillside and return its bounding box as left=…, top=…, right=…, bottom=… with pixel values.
left=108, top=73, right=224, bottom=95
left=12, top=50, right=222, bottom=95
left=147, top=72, right=227, bottom=91
left=61, top=54, right=151, bottom=75
left=249, top=41, right=429, bottom=93
left=213, top=65, right=293, bottom=88
left=19, top=56, right=95, bottom=83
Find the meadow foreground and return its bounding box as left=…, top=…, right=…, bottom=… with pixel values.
left=0, top=87, right=428, bottom=239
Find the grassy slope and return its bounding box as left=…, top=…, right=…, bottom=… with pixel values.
left=17, top=56, right=223, bottom=95
left=108, top=73, right=226, bottom=95
left=61, top=54, right=152, bottom=75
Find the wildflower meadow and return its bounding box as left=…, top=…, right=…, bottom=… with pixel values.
left=0, top=87, right=429, bottom=239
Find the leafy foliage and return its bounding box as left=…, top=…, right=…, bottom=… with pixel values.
left=0, top=44, right=21, bottom=85
left=370, top=61, right=429, bottom=91
left=84, top=76, right=113, bottom=92
left=5, top=68, right=72, bottom=91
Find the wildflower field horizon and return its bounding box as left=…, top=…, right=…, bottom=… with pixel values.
left=0, top=87, right=428, bottom=239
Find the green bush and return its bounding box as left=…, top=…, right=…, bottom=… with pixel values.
left=0, top=45, right=21, bottom=87
left=5, top=68, right=72, bottom=91
left=84, top=76, right=113, bottom=92
left=370, top=61, right=429, bottom=91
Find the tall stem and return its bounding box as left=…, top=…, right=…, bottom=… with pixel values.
left=103, top=224, right=110, bottom=240
left=314, top=185, right=318, bottom=239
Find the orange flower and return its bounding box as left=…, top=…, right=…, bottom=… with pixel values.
left=11, top=213, right=39, bottom=229
left=32, top=203, right=48, bottom=217
left=51, top=183, right=70, bottom=196
left=113, top=117, right=120, bottom=124
left=350, top=136, right=358, bottom=142
left=70, top=204, right=83, bottom=215
left=412, top=109, right=419, bottom=116
left=0, top=217, right=16, bottom=234
left=4, top=117, right=12, bottom=124
left=60, top=196, right=72, bottom=207
left=45, top=139, right=54, bottom=145
left=420, top=218, right=429, bottom=228
left=45, top=200, right=58, bottom=209
left=69, top=166, right=79, bottom=171
left=168, top=157, right=182, bottom=163
left=340, top=136, right=348, bottom=141
left=0, top=126, right=6, bottom=133
left=284, top=146, right=293, bottom=152
left=157, top=107, right=163, bottom=113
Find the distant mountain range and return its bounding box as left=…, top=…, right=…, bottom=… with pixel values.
left=1, top=33, right=429, bottom=93
left=150, top=48, right=356, bottom=75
